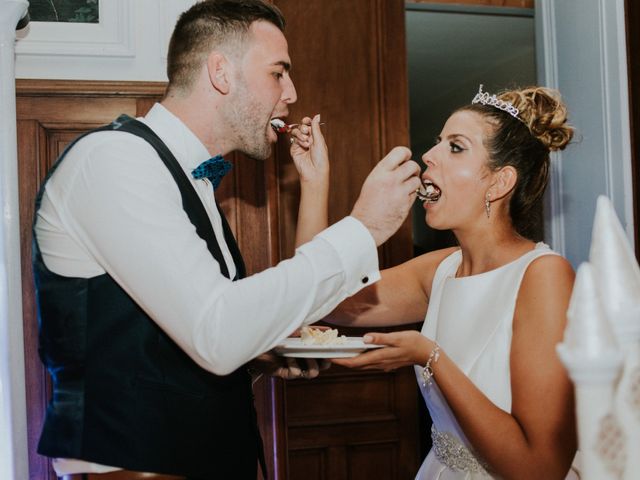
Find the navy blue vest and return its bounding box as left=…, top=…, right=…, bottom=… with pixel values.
left=33, top=116, right=263, bottom=479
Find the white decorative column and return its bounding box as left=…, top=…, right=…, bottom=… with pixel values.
left=557, top=262, right=624, bottom=480
left=0, top=1, right=29, bottom=479
left=589, top=196, right=640, bottom=480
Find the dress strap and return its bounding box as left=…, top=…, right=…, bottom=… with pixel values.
left=422, top=250, right=461, bottom=339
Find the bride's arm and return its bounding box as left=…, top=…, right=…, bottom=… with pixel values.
left=289, top=115, right=329, bottom=247
left=334, top=254, right=577, bottom=480
left=324, top=248, right=456, bottom=328
left=290, top=115, right=453, bottom=328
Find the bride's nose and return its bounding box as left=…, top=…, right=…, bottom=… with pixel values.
left=422, top=149, right=436, bottom=168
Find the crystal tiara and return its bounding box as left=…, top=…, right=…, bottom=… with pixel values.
left=471, top=84, right=520, bottom=119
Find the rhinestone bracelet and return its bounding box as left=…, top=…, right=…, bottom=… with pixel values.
left=421, top=342, right=441, bottom=387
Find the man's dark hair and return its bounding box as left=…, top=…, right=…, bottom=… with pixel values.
left=167, top=0, right=286, bottom=93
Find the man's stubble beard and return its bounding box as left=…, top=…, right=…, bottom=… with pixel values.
left=225, top=76, right=273, bottom=161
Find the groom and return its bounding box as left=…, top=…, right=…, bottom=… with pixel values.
left=33, top=1, right=420, bottom=479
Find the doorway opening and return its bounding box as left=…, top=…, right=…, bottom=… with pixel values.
left=406, top=3, right=537, bottom=256
left=405, top=2, right=537, bottom=459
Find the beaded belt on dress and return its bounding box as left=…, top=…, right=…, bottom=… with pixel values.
left=431, top=424, right=491, bottom=474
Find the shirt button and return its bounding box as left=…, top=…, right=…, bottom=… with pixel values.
left=361, top=276, right=369, bottom=284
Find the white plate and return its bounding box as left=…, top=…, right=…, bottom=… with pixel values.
left=274, top=337, right=384, bottom=358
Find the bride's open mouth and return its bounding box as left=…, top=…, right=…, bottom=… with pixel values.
left=416, top=180, right=441, bottom=203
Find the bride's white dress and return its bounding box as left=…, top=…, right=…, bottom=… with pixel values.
left=413, top=243, right=579, bottom=479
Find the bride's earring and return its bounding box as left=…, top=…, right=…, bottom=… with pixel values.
left=485, top=193, right=491, bottom=219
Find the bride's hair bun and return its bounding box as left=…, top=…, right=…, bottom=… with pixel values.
left=460, top=84, right=576, bottom=239
left=499, top=87, right=574, bottom=151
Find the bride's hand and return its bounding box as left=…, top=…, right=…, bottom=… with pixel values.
left=332, top=331, right=434, bottom=372
left=289, top=114, right=328, bottom=186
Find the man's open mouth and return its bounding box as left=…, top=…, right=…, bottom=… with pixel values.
left=416, top=180, right=441, bottom=203
left=270, top=118, right=288, bottom=133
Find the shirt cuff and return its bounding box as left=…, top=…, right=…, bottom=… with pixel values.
left=314, top=215, right=380, bottom=293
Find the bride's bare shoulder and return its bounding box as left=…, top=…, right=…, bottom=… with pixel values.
left=409, top=246, right=460, bottom=269
left=396, top=247, right=459, bottom=294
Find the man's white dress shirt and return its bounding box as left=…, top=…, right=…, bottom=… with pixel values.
left=35, top=104, right=380, bottom=474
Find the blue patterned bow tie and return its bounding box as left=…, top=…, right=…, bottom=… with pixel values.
left=191, top=154, right=232, bottom=189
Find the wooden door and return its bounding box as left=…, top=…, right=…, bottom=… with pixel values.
left=17, top=1, right=418, bottom=478
left=17, top=81, right=161, bottom=480
left=16, top=80, right=284, bottom=479
left=272, top=1, right=420, bottom=478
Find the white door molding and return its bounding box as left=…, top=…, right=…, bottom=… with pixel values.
left=536, top=0, right=634, bottom=267
left=0, top=3, right=29, bottom=479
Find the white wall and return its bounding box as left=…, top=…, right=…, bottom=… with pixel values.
left=16, top=0, right=196, bottom=81
left=537, top=0, right=634, bottom=267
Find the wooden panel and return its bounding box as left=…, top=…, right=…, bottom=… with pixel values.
left=378, top=0, right=416, bottom=266
left=290, top=443, right=399, bottom=480
left=407, top=0, right=534, bottom=7
left=17, top=117, right=48, bottom=480
left=348, top=443, right=398, bottom=479
left=290, top=420, right=404, bottom=448
left=17, top=97, right=135, bottom=124
left=286, top=366, right=419, bottom=480
left=288, top=448, right=327, bottom=480
left=286, top=371, right=397, bottom=425
left=273, top=1, right=420, bottom=479
left=217, top=150, right=285, bottom=480
left=17, top=80, right=164, bottom=480
left=15, top=79, right=286, bottom=480
left=19, top=122, right=97, bottom=480
left=274, top=1, right=382, bottom=258
left=274, top=0, right=413, bottom=266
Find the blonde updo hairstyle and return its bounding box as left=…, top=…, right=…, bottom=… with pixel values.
left=460, top=86, right=574, bottom=238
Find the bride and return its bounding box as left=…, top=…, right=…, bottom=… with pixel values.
left=325, top=85, right=579, bottom=479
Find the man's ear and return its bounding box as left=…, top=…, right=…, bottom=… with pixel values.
left=489, top=165, right=517, bottom=201
left=207, top=52, right=231, bottom=95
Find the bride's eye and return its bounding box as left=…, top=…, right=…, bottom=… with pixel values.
left=449, top=142, right=464, bottom=153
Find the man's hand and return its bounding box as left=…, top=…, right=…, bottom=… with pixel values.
left=350, top=146, right=421, bottom=246
left=250, top=351, right=330, bottom=380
